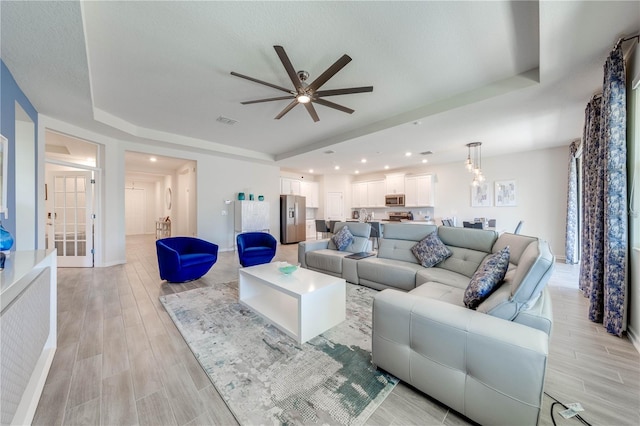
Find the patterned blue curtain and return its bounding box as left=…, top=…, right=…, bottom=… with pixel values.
left=565, top=140, right=580, bottom=264
left=579, top=45, right=628, bottom=337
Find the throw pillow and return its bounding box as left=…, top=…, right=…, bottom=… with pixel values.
left=411, top=231, right=453, bottom=268
left=332, top=225, right=354, bottom=251
left=463, top=246, right=511, bottom=310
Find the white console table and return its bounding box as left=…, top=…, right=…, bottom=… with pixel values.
left=0, top=250, right=57, bottom=425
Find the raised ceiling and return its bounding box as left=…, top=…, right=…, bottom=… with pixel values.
left=1, top=1, right=638, bottom=175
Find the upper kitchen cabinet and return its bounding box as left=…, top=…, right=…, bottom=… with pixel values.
left=385, top=173, right=405, bottom=194
left=280, top=177, right=301, bottom=195
left=352, top=182, right=368, bottom=208
left=368, top=180, right=386, bottom=207
left=405, top=174, right=434, bottom=207
left=352, top=180, right=385, bottom=208
left=300, top=181, right=319, bottom=208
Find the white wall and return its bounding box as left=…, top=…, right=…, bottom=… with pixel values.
left=15, top=116, right=36, bottom=249
left=355, top=146, right=569, bottom=258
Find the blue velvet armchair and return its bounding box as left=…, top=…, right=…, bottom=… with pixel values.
left=156, top=237, right=218, bottom=283
left=236, top=232, right=277, bottom=267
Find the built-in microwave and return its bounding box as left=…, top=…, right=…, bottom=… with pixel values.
left=385, top=194, right=405, bottom=207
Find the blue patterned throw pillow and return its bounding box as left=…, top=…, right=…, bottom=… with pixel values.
left=411, top=231, right=452, bottom=268
left=463, top=246, right=510, bottom=310
left=332, top=225, right=354, bottom=251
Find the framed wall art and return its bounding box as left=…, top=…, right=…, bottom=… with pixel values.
left=495, top=180, right=517, bottom=207
left=471, top=182, right=491, bottom=207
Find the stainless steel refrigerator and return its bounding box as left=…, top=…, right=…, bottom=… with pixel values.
left=280, top=195, right=306, bottom=244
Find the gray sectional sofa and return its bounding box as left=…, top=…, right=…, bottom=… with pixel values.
left=298, top=222, right=555, bottom=425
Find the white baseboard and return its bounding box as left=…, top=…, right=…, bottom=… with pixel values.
left=628, top=326, right=640, bottom=354
left=11, top=347, right=56, bottom=426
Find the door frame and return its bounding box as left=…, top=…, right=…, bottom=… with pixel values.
left=45, top=158, right=101, bottom=267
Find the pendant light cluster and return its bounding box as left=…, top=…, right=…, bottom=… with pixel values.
left=465, top=142, right=485, bottom=186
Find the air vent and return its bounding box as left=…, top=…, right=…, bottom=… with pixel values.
left=324, top=150, right=335, bottom=154
left=420, top=151, right=433, bottom=155
left=216, top=116, right=238, bottom=125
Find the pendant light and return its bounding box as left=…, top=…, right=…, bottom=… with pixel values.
left=465, top=142, right=485, bottom=186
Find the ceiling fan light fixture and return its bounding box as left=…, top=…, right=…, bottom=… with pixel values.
left=297, top=94, right=311, bottom=104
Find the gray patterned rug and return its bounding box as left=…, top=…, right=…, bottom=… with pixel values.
left=159, top=281, right=398, bottom=426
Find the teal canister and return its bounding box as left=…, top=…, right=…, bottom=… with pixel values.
left=238, top=192, right=245, bottom=200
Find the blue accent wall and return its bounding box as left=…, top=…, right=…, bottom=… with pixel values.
left=0, top=59, right=39, bottom=243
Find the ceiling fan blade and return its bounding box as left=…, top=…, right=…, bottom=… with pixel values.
left=230, top=71, right=292, bottom=94
left=315, top=86, right=373, bottom=97
left=303, top=102, right=320, bottom=122
left=275, top=99, right=299, bottom=120
left=307, top=54, right=352, bottom=92
left=274, top=45, right=303, bottom=91
left=313, top=98, right=354, bottom=114
left=241, top=95, right=295, bottom=105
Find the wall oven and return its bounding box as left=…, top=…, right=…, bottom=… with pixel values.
left=385, top=194, right=405, bottom=207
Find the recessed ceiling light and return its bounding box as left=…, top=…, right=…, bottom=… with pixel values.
left=150, top=157, right=157, bottom=162
left=355, top=170, right=360, bottom=174
left=361, top=158, right=367, bottom=163
left=309, top=169, right=314, bottom=173
left=422, top=159, right=428, bottom=164
left=334, top=165, right=340, bottom=170
left=405, top=152, right=412, bottom=157
left=384, top=165, right=390, bottom=169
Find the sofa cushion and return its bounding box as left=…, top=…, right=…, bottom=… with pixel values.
left=411, top=281, right=465, bottom=306
left=436, top=246, right=491, bottom=278
left=327, top=222, right=372, bottom=253
left=437, top=225, right=498, bottom=252
left=332, top=225, right=354, bottom=251
left=416, top=267, right=470, bottom=290
left=305, top=249, right=350, bottom=274
left=411, top=232, right=453, bottom=267
left=463, top=246, right=510, bottom=309
left=357, top=258, right=424, bottom=291
left=493, top=234, right=555, bottom=306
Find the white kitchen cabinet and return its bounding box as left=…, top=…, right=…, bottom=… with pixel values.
left=367, top=180, right=386, bottom=207
left=405, top=174, right=434, bottom=207
left=300, top=181, right=319, bottom=208
left=280, top=178, right=301, bottom=195
left=385, top=173, right=405, bottom=194
left=351, top=182, right=368, bottom=208
left=353, top=180, right=385, bottom=208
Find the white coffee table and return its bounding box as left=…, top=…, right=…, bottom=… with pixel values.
left=238, top=263, right=346, bottom=344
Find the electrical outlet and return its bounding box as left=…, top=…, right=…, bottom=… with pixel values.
left=221, top=210, right=227, bottom=216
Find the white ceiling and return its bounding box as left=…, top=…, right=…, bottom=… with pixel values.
left=1, top=1, right=638, bottom=175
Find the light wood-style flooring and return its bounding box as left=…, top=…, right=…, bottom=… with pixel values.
left=33, top=234, right=640, bottom=425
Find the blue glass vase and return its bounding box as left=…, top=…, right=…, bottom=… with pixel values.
left=0, top=222, right=14, bottom=251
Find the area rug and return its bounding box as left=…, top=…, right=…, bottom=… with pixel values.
left=159, top=281, right=398, bottom=426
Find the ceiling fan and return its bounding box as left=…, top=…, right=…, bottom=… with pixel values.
left=231, top=45, right=373, bottom=122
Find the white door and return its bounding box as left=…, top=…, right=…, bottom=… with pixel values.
left=46, top=171, right=94, bottom=267
left=326, top=192, right=344, bottom=220
left=125, top=188, right=146, bottom=235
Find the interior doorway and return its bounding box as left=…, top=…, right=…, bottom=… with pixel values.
left=326, top=192, right=344, bottom=221
left=124, top=151, right=196, bottom=238
left=44, top=130, right=99, bottom=267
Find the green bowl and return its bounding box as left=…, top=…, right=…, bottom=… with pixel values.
left=278, top=264, right=299, bottom=275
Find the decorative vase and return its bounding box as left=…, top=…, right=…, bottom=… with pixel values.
left=0, top=222, right=14, bottom=251
left=249, top=194, right=254, bottom=201
left=258, top=195, right=264, bottom=201
left=238, top=192, right=245, bottom=200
